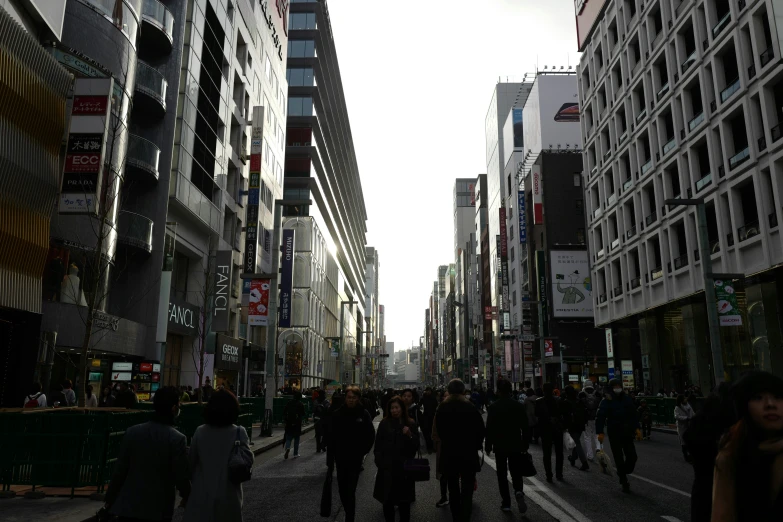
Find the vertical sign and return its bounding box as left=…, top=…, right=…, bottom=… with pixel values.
left=248, top=279, right=270, bottom=326
left=605, top=328, right=614, bottom=358
left=244, top=106, right=265, bottom=274
left=544, top=339, right=554, bottom=357
left=621, top=359, right=634, bottom=389
left=213, top=250, right=232, bottom=332
left=499, top=208, right=508, bottom=259
left=60, top=78, right=113, bottom=214
left=714, top=279, right=743, bottom=326
left=536, top=250, right=548, bottom=336
left=532, top=164, right=543, bottom=224
left=518, top=190, right=526, bottom=243
left=278, top=229, right=295, bottom=327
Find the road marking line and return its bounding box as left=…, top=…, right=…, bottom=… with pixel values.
left=661, top=517, right=684, bottom=522
left=631, top=474, right=691, bottom=497
left=485, top=454, right=588, bottom=522
left=527, top=475, right=593, bottom=522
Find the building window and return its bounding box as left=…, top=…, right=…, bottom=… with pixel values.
left=511, top=267, right=516, bottom=284
left=577, top=228, right=586, bottom=244
left=289, top=12, right=316, bottom=29
left=576, top=199, right=584, bottom=213
left=287, top=67, right=314, bottom=86
left=163, top=334, right=183, bottom=387
left=512, top=291, right=517, bottom=306
left=574, top=173, right=582, bottom=186
left=288, top=96, right=313, bottom=116
left=288, top=39, right=315, bottom=58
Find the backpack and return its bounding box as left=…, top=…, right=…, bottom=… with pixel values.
left=285, top=402, right=302, bottom=426
left=584, top=395, right=599, bottom=420
left=572, top=401, right=588, bottom=429
left=24, top=393, right=41, bottom=408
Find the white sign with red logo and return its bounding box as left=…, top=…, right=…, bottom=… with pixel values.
left=544, top=339, right=554, bottom=357
left=248, top=279, right=271, bottom=326
left=532, top=164, right=543, bottom=225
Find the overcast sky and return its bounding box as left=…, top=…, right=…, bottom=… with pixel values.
left=327, top=0, right=581, bottom=352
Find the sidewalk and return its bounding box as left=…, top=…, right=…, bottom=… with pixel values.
left=0, top=422, right=314, bottom=522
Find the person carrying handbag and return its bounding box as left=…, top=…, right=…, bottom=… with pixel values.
left=184, top=390, right=253, bottom=522
left=373, top=396, right=420, bottom=522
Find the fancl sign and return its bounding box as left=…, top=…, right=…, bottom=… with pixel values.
left=213, top=251, right=232, bottom=332
left=168, top=296, right=199, bottom=336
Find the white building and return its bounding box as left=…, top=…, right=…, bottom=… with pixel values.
left=577, top=0, right=783, bottom=389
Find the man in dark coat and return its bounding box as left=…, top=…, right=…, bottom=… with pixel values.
left=535, top=382, right=565, bottom=482
left=596, top=378, right=641, bottom=492
left=420, top=387, right=438, bottom=453
left=435, top=379, right=486, bottom=522
left=282, top=391, right=305, bottom=459
left=485, top=378, right=529, bottom=514
left=327, top=386, right=375, bottom=522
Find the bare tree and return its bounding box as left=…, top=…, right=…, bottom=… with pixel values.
left=190, top=255, right=219, bottom=404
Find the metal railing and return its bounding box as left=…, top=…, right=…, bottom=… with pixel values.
left=712, top=11, right=731, bottom=38
left=657, top=81, right=670, bottom=100
left=607, top=193, right=617, bottom=206
left=641, top=159, right=653, bottom=175
left=624, top=177, right=633, bottom=191
left=673, top=253, right=689, bottom=270
left=142, top=0, right=175, bottom=44
left=688, top=111, right=705, bottom=131
left=626, top=225, right=637, bottom=239
left=770, top=211, right=778, bottom=229
left=636, top=108, right=647, bottom=123
left=737, top=219, right=761, bottom=242
left=760, top=47, right=774, bottom=67
left=681, top=50, right=697, bottom=73
left=613, top=286, right=623, bottom=298
left=729, top=147, right=750, bottom=169
left=597, top=248, right=605, bottom=258
left=772, top=123, right=783, bottom=143
left=611, top=238, right=620, bottom=250
left=630, top=277, right=641, bottom=289
left=126, top=134, right=161, bottom=180
left=117, top=211, right=154, bottom=253
left=171, top=172, right=222, bottom=233
left=663, top=137, right=676, bottom=155
left=599, top=293, right=608, bottom=304
left=650, top=266, right=664, bottom=280
left=645, top=210, right=657, bottom=226
left=135, top=61, right=168, bottom=109
left=720, top=77, right=741, bottom=103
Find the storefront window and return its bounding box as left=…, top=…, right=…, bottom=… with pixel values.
left=42, top=242, right=97, bottom=306
left=164, top=334, right=182, bottom=386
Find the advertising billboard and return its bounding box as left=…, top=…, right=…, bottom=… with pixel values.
left=248, top=279, right=271, bottom=326
left=278, top=229, right=295, bottom=327
left=244, top=106, right=265, bottom=274
left=576, top=0, right=608, bottom=51
left=518, top=190, right=527, bottom=243
left=550, top=250, right=593, bottom=318
left=523, top=75, right=582, bottom=158
left=213, top=250, right=232, bottom=332
left=532, top=164, right=543, bottom=224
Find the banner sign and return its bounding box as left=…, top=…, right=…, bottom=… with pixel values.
left=213, top=251, right=232, bottom=332
left=544, top=339, right=554, bottom=357
left=216, top=334, right=242, bottom=372
left=278, top=229, right=295, bottom=327
left=330, top=340, right=340, bottom=357
left=60, top=78, right=112, bottom=214
left=518, top=190, right=526, bottom=243
left=248, top=279, right=271, bottom=326
left=243, top=106, right=264, bottom=274
left=167, top=295, right=199, bottom=336
left=550, top=250, right=593, bottom=318
left=715, top=279, right=743, bottom=326
left=532, top=164, right=543, bottom=224
left=605, top=328, right=614, bottom=358
left=621, top=359, right=634, bottom=389
left=536, top=250, right=548, bottom=336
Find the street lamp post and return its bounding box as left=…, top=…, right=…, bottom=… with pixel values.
left=665, top=198, right=726, bottom=385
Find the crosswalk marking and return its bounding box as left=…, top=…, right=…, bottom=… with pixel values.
left=631, top=474, right=691, bottom=497
left=661, top=517, right=685, bottom=522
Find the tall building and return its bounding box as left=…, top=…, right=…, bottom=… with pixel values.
left=0, top=1, right=71, bottom=407
left=283, top=0, right=368, bottom=385
left=578, top=0, right=783, bottom=389
left=365, top=247, right=380, bottom=381
left=474, top=174, right=490, bottom=385
left=454, top=178, right=476, bottom=381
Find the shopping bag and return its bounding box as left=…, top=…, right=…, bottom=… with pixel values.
left=521, top=451, right=537, bottom=477
left=596, top=444, right=613, bottom=476
left=403, top=451, right=431, bottom=482
left=320, top=468, right=333, bottom=517
left=563, top=432, right=576, bottom=451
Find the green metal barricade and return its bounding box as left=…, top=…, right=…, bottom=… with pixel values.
left=239, top=397, right=265, bottom=423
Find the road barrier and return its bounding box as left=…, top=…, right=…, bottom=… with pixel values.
left=636, top=396, right=704, bottom=426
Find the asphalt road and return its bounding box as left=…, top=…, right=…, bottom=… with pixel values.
left=241, top=421, right=694, bottom=522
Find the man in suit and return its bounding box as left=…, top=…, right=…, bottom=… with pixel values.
left=435, top=379, right=486, bottom=521
left=486, top=378, right=529, bottom=515
left=104, top=386, right=190, bottom=521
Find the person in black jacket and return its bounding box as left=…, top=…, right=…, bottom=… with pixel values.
left=485, top=378, right=529, bottom=515
left=327, top=385, right=375, bottom=522
left=420, top=387, right=438, bottom=453
left=535, top=383, right=565, bottom=482
left=313, top=392, right=329, bottom=453
left=596, top=378, right=641, bottom=492
left=435, top=379, right=486, bottom=522
left=282, top=391, right=306, bottom=459
left=564, top=386, right=590, bottom=471
left=373, top=395, right=419, bottom=522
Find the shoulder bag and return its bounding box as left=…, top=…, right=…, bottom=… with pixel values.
left=228, top=427, right=252, bottom=484
left=403, top=449, right=430, bottom=482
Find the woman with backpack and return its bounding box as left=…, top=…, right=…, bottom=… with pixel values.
left=24, top=383, right=47, bottom=408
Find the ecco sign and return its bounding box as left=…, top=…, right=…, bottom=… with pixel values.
left=216, top=334, right=242, bottom=372
left=168, top=297, right=199, bottom=336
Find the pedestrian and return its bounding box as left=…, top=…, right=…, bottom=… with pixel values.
left=596, top=378, right=641, bottom=493
left=564, top=386, right=589, bottom=471
left=103, top=387, right=190, bottom=520
left=638, top=399, right=652, bottom=440
left=434, top=379, right=486, bottom=522
left=431, top=389, right=449, bottom=509
left=402, top=388, right=420, bottom=427
left=524, top=388, right=539, bottom=444
left=373, top=396, right=419, bottom=522
left=49, top=384, right=67, bottom=407
left=674, top=394, right=695, bottom=461
left=252, top=384, right=264, bottom=397
left=99, top=385, right=115, bottom=407
left=712, top=371, right=783, bottom=521
left=85, top=384, right=98, bottom=408
left=23, top=382, right=47, bottom=408
left=63, top=379, right=76, bottom=406
left=485, top=378, right=528, bottom=514
left=582, top=383, right=599, bottom=459
left=535, top=383, right=565, bottom=482
left=282, top=391, right=305, bottom=459
left=683, top=383, right=735, bottom=522
left=114, top=382, right=138, bottom=409
left=327, top=386, right=375, bottom=522
left=313, top=392, right=328, bottom=453
left=420, top=387, right=438, bottom=453
left=180, top=386, right=190, bottom=403
left=183, top=389, right=253, bottom=522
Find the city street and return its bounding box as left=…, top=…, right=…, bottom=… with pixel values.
left=236, top=422, right=693, bottom=522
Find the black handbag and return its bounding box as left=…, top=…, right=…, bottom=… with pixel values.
left=320, top=468, right=333, bottom=516
left=228, top=427, right=252, bottom=484
left=521, top=451, right=537, bottom=477
left=403, top=451, right=431, bottom=482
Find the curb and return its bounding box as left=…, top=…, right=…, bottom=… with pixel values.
left=250, top=424, right=316, bottom=456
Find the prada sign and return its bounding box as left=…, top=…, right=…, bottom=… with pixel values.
left=216, top=334, right=242, bottom=372
left=168, top=296, right=199, bottom=336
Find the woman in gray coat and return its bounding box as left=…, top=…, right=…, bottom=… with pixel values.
left=674, top=394, right=695, bottom=462
left=184, top=390, right=254, bottom=522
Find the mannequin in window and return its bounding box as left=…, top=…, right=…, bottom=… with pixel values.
left=61, top=263, right=87, bottom=306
